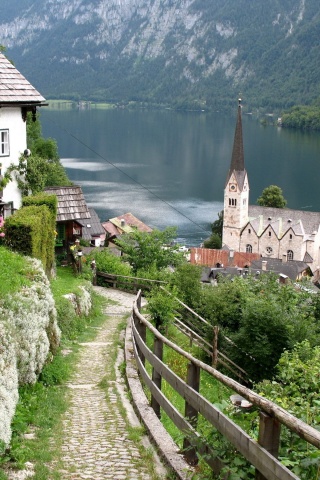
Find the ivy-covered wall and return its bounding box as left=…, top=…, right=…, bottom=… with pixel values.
left=4, top=194, right=57, bottom=276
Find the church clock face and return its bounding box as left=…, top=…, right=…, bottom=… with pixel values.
left=229, top=183, right=237, bottom=192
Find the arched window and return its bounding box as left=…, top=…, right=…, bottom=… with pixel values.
left=287, top=250, right=294, bottom=261
left=229, top=198, right=237, bottom=207
left=246, top=244, right=252, bottom=253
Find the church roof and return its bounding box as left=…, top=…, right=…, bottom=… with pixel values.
left=0, top=52, right=46, bottom=105
left=225, top=102, right=247, bottom=190
left=248, top=205, right=320, bottom=237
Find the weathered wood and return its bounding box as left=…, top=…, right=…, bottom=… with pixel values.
left=256, top=413, right=281, bottom=480
left=151, top=337, right=163, bottom=418
left=133, top=299, right=320, bottom=451
left=133, top=320, right=298, bottom=480
left=132, top=331, right=223, bottom=473
left=183, top=362, right=200, bottom=465
left=212, top=325, right=219, bottom=368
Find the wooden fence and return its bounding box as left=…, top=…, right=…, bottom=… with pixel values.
left=97, top=271, right=252, bottom=383
left=132, top=289, right=320, bottom=480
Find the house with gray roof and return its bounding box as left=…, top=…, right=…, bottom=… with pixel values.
left=44, top=185, right=90, bottom=247
left=222, top=100, right=320, bottom=274
left=78, top=208, right=106, bottom=247
left=0, top=52, right=46, bottom=216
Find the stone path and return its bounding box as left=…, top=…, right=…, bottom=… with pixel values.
left=56, top=287, right=167, bottom=480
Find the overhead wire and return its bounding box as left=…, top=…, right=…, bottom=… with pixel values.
left=46, top=116, right=213, bottom=238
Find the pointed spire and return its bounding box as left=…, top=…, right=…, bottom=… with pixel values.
left=225, top=98, right=246, bottom=189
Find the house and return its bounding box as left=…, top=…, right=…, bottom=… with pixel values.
left=222, top=99, right=320, bottom=274
left=0, top=52, right=46, bottom=216
left=78, top=208, right=106, bottom=247
left=44, top=185, right=90, bottom=248
left=102, top=212, right=153, bottom=245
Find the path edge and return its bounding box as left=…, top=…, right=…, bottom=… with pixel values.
left=125, top=319, right=195, bottom=480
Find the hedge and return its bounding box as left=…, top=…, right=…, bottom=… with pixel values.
left=4, top=202, right=56, bottom=276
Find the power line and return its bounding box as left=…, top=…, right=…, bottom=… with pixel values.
left=47, top=116, right=213, bottom=237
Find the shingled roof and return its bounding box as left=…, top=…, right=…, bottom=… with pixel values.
left=44, top=186, right=91, bottom=222
left=0, top=52, right=46, bottom=104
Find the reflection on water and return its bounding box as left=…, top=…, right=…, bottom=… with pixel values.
left=41, top=108, right=320, bottom=246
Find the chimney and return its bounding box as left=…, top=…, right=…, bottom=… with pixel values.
left=282, top=254, right=287, bottom=263
left=262, top=260, right=267, bottom=271
left=120, top=218, right=125, bottom=227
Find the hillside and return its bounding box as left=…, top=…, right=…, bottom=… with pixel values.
left=0, top=0, right=320, bottom=110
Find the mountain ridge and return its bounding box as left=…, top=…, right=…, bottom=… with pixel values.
left=0, top=0, right=319, bottom=110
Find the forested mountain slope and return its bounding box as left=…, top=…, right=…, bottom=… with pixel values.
left=0, top=0, right=319, bottom=110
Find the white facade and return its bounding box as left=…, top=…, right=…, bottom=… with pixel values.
left=0, top=107, right=27, bottom=211
left=222, top=106, right=320, bottom=273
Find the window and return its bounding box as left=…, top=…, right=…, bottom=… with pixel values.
left=248, top=229, right=251, bottom=234
left=229, top=198, right=237, bottom=207
left=0, top=130, right=9, bottom=156
left=289, top=234, right=293, bottom=240
left=268, top=231, right=272, bottom=237
left=266, top=246, right=273, bottom=254
left=287, top=250, right=294, bottom=261
left=246, top=244, right=252, bottom=253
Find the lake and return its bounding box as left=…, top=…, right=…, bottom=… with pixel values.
left=40, top=106, right=320, bottom=246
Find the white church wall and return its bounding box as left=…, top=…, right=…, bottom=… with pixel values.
left=239, top=225, right=259, bottom=253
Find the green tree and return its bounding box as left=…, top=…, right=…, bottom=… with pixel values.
left=257, top=185, right=287, bottom=208
left=211, top=210, right=224, bottom=237
left=146, top=286, right=180, bottom=333
left=203, top=233, right=222, bottom=249
left=115, top=227, right=185, bottom=273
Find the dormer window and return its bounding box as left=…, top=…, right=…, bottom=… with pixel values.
left=0, top=130, right=9, bottom=156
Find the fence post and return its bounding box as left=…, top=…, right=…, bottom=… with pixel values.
left=151, top=337, right=163, bottom=418
left=255, top=412, right=281, bottom=480
left=212, top=325, right=219, bottom=368
left=134, top=291, right=146, bottom=367
left=183, top=361, right=200, bottom=465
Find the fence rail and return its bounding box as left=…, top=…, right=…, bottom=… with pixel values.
left=132, top=289, right=320, bottom=480
left=96, top=271, right=249, bottom=382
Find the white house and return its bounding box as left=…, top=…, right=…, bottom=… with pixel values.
left=0, top=52, right=46, bottom=216
left=222, top=100, right=320, bottom=274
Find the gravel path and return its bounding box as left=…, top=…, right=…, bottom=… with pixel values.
left=56, top=287, right=167, bottom=480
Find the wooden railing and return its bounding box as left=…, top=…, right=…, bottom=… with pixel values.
left=132, top=289, right=320, bottom=480
left=96, top=270, right=166, bottom=292
left=96, top=271, right=252, bottom=383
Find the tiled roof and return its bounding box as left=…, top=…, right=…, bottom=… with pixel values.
left=109, top=213, right=153, bottom=233
left=78, top=208, right=105, bottom=240
left=44, top=186, right=90, bottom=222
left=0, top=52, right=45, bottom=104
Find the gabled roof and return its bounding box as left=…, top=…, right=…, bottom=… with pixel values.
left=103, top=212, right=153, bottom=238
left=0, top=53, right=46, bottom=105
left=78, top=208, right=105, bottom=240
left=225, top=102, right=247, bottom=190
left=44, top=186, right=90, bottom=222
left=248, top=205, right=320, bottom=238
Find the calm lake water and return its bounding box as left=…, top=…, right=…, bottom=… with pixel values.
left=40, top=107, right=320, bottom=246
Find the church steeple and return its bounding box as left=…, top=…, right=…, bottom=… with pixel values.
left=222, top=98, right=250, bottom=250
left=225, top=98, right=246, bottom=190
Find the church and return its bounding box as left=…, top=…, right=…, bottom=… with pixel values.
left=222, top=100, right=320, bottom=274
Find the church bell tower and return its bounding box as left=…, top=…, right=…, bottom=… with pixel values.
left=222, top=99, right=249, bottom=251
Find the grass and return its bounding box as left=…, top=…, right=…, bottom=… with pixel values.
left=0, top=267, right=108, bottom=479
left=0, top=246, right=32, bottom=297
